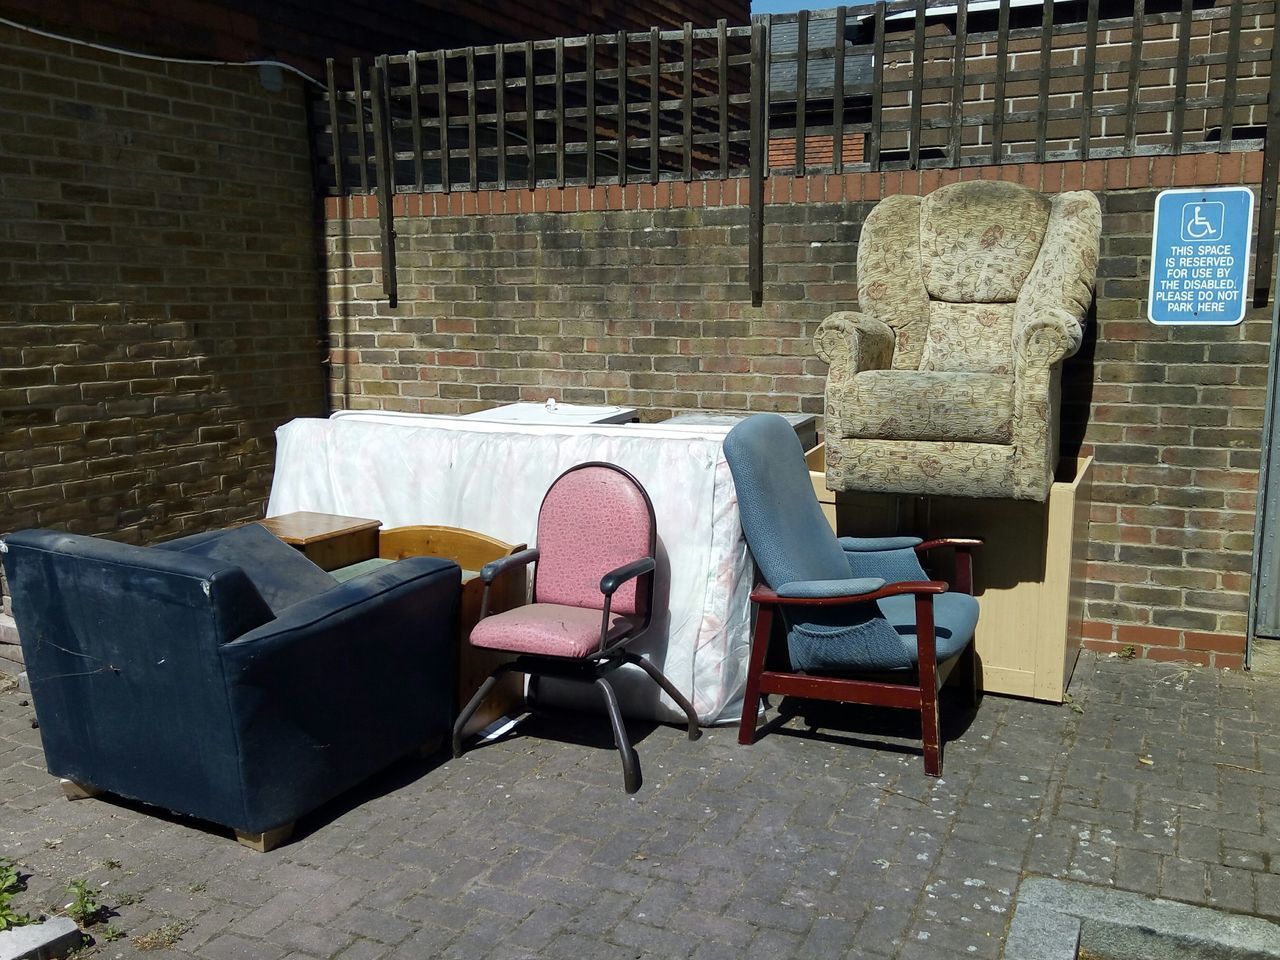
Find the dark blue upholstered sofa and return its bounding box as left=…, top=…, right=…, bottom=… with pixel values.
left=0, top=523, right=461, bottom=850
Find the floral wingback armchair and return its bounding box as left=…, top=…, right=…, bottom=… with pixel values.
left=815, top=180, right=1101, bottom=501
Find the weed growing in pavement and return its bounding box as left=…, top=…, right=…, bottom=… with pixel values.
left=131, top=919, right=192, bottom=951
left=0, top=857, right=32, bottom=931
left=65, top=879, right=104, bottom=926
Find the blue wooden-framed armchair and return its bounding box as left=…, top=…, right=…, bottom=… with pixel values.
left=723, top=414, right=981, bottom=775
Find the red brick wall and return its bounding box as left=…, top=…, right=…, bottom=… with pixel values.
left=324, top=152, right=1267, bottom=668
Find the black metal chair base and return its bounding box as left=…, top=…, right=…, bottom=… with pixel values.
left=452, top=650, right=701, bottom=794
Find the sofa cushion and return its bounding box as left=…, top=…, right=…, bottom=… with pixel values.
left=844, top=370, right=1014, bottom=444
left=919, top=180, right=1051, bottom=303
left=158, top=523, right=335, bottom=616
left=469, top=602, right=633, bottom=658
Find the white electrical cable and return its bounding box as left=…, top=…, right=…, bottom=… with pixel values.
left=0, top=13, right=324, bottom=87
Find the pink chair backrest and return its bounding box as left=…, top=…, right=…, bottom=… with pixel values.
left=534, top=464, right=654, bottom=616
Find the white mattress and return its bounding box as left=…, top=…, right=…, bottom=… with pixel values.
left=267, top=412, right=753, bottom=725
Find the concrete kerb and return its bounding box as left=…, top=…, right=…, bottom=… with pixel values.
left=1003, top=877, right=1280, bottom=960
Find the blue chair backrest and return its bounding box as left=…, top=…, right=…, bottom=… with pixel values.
left=723, top=415, right=851, bottom=589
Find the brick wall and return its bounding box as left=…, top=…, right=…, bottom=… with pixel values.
left=0, top=22, right=325, bottom=564
left=325, top=152, right=1268, bottom=668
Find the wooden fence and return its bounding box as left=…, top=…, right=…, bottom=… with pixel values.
left=314, top=0, right=1280, bottom=305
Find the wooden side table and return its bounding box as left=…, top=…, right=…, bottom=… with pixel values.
left=259, top=511, right=381, bottom=571
left=378, top=526, right=528, bottom=738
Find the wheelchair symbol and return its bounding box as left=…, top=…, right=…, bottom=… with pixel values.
left=1180, top=201, right=1224, bottom=242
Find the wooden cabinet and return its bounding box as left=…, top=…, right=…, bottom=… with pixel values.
left=830, top=458, right=1094, bottom=703
left=379, top=526, right=528, bottom=736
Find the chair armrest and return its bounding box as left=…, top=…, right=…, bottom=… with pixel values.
left=218, top=556, right=462, bottom=831
left=774, top=577, right=886, bottom=598
left=839, top=536, right=922, bottom=552
left=1015, top=306, right=1083, bottom=370
left=915, top=538, right=982, bottom=594
left=813, top=310, right=895, bottom=372
left=600, top=556, right=655, bottom=597
left=480, top=548, right=539, bottom=584
left=752, top=579, right=948, bottom=607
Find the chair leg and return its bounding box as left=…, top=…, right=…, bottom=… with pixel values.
left=738, top=603, right=774, bottom=746
left=595, top=676, right=640, bottom=793
left=624, top=652, right=701, bottom=741
left=919, top=655, right=943, bottom=777
left=453, top=664, right=516, bottom=758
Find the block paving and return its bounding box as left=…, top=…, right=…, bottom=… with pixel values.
left=1, top=653, right=1277, bottom=959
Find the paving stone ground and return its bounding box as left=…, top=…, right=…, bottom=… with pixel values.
left=1, top=652, right=1277, bottom=960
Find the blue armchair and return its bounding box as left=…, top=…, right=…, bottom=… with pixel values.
left=723, top=414, right=980, bottom=775
left=0, top=523, right=460, bottom=850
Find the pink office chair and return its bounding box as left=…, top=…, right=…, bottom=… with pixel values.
left=451, top=462, right=700, bottom=792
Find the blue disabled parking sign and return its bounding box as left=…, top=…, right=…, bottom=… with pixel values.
left=1148, top=186, right=1254, bottom=325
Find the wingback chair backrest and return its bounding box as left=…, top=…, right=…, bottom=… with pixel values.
left=723, top=415, right=851, bottom=589
left=533, top=463, right=655, bottom=618
left=856, top=180, right=1099, bottom=376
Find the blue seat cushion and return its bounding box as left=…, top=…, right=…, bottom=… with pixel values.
left=158, top=523, right=336, bottom=616
left=877, top=591, right=979, bottom=664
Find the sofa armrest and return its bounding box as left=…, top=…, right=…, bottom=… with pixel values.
left=814, top=311, right=895, bottom=373
left=218, top=556, right=462, bottom=832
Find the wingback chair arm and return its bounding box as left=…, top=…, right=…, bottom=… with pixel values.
left=1014, top=306, right=1084, bottom=370
left=751, top=579, right=948, bottom=607
left=813, top=311, right=896, bottom=372
left=839, top=536, right=923, bottom=552
left=914, top=538, right=982, bottom=595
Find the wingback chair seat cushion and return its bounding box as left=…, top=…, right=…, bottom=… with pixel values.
left=2, top=526, right=462, bottom=837
left=470, top=603, right=635, bottom=658
left=816, top=180, right=1101, bottom=501
left=844, top=370, right=1013, bottom=443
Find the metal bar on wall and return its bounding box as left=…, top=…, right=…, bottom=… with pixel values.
left=437, top=50, right=451, bottom=192
left=991, top=0, right=1009, bottom=164
left=466, top=46, right=478, bottom=190
left=408, top=52, right=423, bottom=192
left=370, top=56, right=397, bottom=306
left=909, top=0, right=926, bottom=169
left=618, top=30, right=628, bottom=187
left=352, top=58, right=369, bottom=191
left=526, top=42, right=536, bottom=186
left=683, top=22, right=694, bottom=181
left=1124, top=0, right=1144, bottom=157
left=495, top=45, right=507, bottom=190
left=555, top=38, right=565, bottom=186
left=1220, top=0, right=1243, bottom=153
left=1080, top=0, right=1099, bottom=159
left=1035, top=3, right=1052, bottom=162
left=1252, top=10, right=1280, bottom=307
left=587, top=34, right=597, bottom=187
left=1172, top=0, right=1191, bottom=154
left=325, top=58, right=344, bottom=195
left=948, top=0, right=967, bottom=167
left=796, top=10, right=807, bottom=174
left=749, top=16, right=765, bottom=307
left=869, top=3, right=885, bottom=171
left=649, top=28, right=660, bottom=184
left=719, top=18, right=730, bottom=179
left=833, top=6, right=846, bottom=174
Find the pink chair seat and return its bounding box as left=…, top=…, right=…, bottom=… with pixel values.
left=469, top=603, right=634, bottom=659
